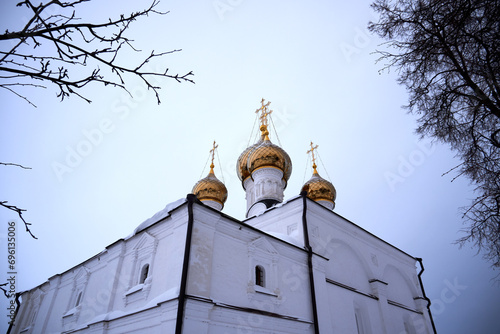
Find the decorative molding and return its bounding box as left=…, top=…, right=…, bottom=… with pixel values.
left=287, top=223, right=298, bottom=236
left=123, top=232, right=158, bottom=305
left=248, top=237, right=280, bottom=300
left=246, top=167, right=285, bottom=217
left=133, top=232, right=157, bottom=251
left=250, top=237, right=279, bottom=255
left=387, top=299, right=423, bottom=315
left=368, top=278, right=388, bottom=285
left=326, top=278, right=378, bottom=300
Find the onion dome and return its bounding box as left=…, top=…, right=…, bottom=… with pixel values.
left=237, top=132, right=292, bottom=186
left=302, top=143, right=336, bottom=210
left=302, top=168, right=336, bottom=208
left=237, top=102, right=292, bottom=188
left=192, top=142, right=228, bottom=211
left=192, top=163, right=228, bottom=209
left=247, top=134, right=292, bottom=184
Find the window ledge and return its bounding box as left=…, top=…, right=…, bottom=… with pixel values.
left=62, top=307, right=76, bottom=318
left=125, top=283, right=144, bottom=296
left=254, top=285, right=277, bottom=297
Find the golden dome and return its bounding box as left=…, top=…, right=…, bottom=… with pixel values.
left=192, top=164, right=228, bottom=208
left=236, top=138, right=263, bottom=182
left=247, top=137, right=292, bottom=182
left=302, top=169, right=336, bottom=205
left=236, top=134, right=292, bottom=187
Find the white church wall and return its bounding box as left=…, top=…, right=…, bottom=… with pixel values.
left=243, top=197, right=433, bottom=333
left=183, top=204, right=315, bottom=332
left=323, top=238, right=373, bottom=293
left=10, top=202, right=190, bottom=334
left=305, top=199, right=432, bottom=333
left=100, top=300, right=178, bottom=334
left=182, top=299, right=314, bottom=334
left=382, top=264, right=420, bottom=310
left=246, top=197, right=305, bottom=246
left=323, top=285, right=382, bottom=333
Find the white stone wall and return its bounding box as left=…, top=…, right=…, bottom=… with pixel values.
left=10, top=203, right=190, bottom=334
left=183, top=204, right=314, bottom=333
left=249, top=196, right=434, bottom=334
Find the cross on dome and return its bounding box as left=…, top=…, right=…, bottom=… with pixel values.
left=209, top=140, right=218, bottom=173
left=255, top=98, right=273, bottom=139
left=307, top=141, right=319, bottom=174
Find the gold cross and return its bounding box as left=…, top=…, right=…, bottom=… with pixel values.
left=209, top=140, right=218, bottom=172
left=307, top=142, right=319, bottom=173
left=255, top=98, right=272, bottom=127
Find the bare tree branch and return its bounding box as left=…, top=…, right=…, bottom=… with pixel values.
left=0, top=0, right=194, bottom=105
left=0, top=162, right=32, bottom=169
left=0, top=282, right=10, bottom=298
left=1, top=201, right=37, bottom=239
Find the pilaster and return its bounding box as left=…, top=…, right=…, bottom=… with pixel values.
left=369, top=279, right=390, bottom=334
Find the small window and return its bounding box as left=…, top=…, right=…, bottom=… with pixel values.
left=75, top=291, right=83, bottom=307
left=255, top=265, right=265, bottom=287
left=140, top=264, right=149, bottom=284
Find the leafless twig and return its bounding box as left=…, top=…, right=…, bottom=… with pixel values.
left=0, top=0, right=194, bottom=106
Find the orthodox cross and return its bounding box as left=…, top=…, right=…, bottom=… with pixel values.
left=209, top=140, right=218, bottom=172
left=307, top=141, right=319, bottom=173
left=255, top=99, right=273, bottom=131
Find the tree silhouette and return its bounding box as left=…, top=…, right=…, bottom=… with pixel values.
left=0, top=0, right=194, bottom=107
left=369, top=0, right=500, bottom=269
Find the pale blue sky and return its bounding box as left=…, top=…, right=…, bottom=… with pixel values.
left=1, top=0, right=499, bottom=333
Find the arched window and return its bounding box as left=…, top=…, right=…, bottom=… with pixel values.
left=75, top=291, right=83, bottom=307
left=255, top=265, right=265, bottom=287
left=140, top=264, right=149, bottom=284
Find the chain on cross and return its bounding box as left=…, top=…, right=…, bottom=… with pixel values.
left=307, top=141, right=319, bottom=173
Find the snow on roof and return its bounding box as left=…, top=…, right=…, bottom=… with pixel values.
left=131, top=198, right=187, bottom=237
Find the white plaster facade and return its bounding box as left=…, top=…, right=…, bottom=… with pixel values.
left=10, top=193, right=435, bottom=334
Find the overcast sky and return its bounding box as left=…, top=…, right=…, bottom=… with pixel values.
left=1, top=0, right=499, bottom=333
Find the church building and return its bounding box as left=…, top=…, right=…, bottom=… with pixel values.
left=9, top=100, right=436, bottom=334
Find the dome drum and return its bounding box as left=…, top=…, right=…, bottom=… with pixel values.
left=251, top=167, right=285, bottom=203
